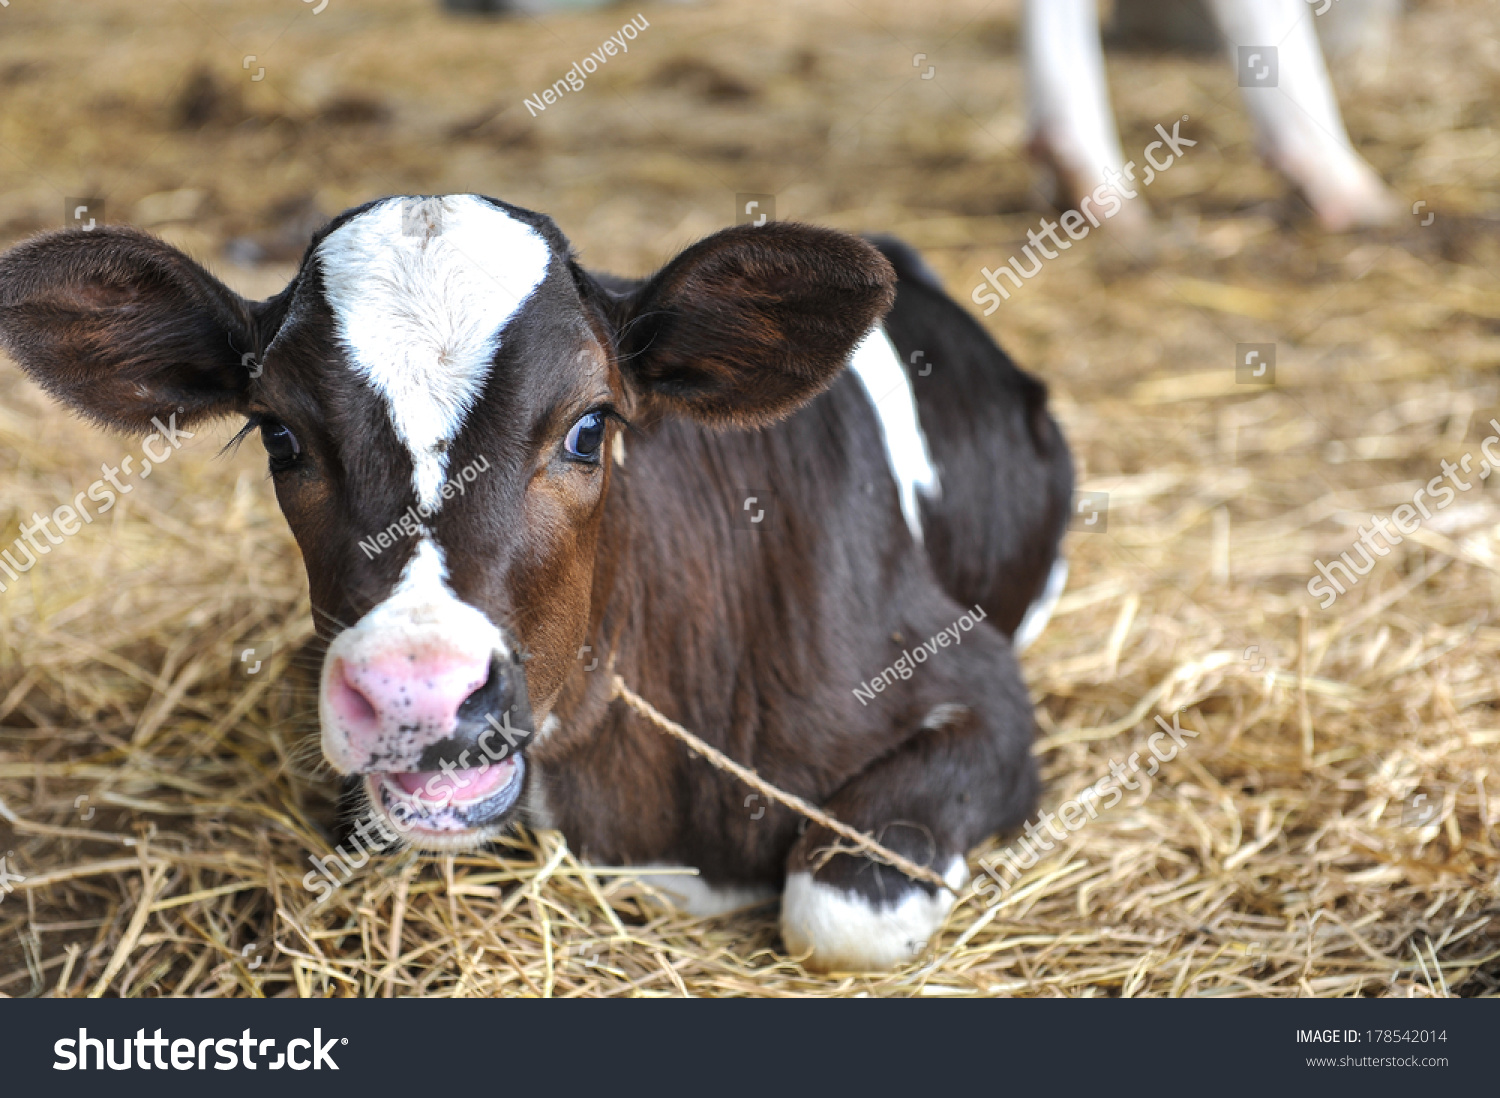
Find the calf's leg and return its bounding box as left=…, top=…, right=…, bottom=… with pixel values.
left=781, top=694, right=1036, bottom=972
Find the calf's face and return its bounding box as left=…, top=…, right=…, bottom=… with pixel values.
left=0, top=194, right=894, bottom=848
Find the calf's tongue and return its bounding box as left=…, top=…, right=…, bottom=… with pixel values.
left=388, top=759, right=516, bottom=805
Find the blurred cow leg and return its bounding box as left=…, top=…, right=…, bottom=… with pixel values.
left=1023, top=0, right=1150, bottom=233
left=1205, top=0, right=1398, bottom=230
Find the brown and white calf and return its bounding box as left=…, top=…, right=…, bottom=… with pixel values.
left=0, top=195, right=1072, bottom=971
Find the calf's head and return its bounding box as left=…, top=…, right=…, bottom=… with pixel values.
left=0, top=194, right=894, bottom=847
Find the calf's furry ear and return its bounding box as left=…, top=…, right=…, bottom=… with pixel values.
left=0, top=227, right=270, bottom=432
left=604, top=223, right=897, bottom=428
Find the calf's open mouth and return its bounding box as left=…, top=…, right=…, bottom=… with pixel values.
left=365, top=753, right=527, bottom=836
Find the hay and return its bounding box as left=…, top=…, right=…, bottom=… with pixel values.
left=1, top=0, right=1499, bottom=997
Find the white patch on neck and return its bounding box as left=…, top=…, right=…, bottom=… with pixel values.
left=318, top=195, right=552, bottom=510
left=1013, top=557, right=1069, bottom=653
left=848, top=326, right=940, bottom=544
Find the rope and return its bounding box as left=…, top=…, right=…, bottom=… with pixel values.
left=610, top=674, right=955, bottom=894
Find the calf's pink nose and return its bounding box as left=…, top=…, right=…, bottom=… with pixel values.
left=328, top=654, right=492, bottom=742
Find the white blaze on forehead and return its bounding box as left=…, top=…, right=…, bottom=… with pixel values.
left=848, top=326, right=941, bottom=544
left=317, top=195, right=553, bottom=510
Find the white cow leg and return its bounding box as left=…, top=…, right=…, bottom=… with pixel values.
left=1023, top=0, right=1150, bottom=232
left=1205, top=0, right=1397, bottom=231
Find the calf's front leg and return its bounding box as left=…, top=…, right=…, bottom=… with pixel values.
left=780, top=698, right=1037, bottom=972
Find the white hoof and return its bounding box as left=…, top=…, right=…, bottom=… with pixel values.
left=780, top=860, right=967, bottom=973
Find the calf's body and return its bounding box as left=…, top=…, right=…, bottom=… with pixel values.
left=539, top=240, right=1071, bottom=965
left=0, top=197, right=1070, bottom=971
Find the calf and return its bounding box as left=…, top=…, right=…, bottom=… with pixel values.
left=0, top=195, right=1072, bottom=971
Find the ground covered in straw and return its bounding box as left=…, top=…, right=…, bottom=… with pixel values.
left=1, top=0, right=1498, bottom=996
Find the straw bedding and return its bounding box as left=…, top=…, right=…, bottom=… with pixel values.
left=0, top=0, right=1497, bottom=996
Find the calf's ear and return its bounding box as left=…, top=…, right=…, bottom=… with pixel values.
left=606, top=223, right=896, bottom=428
left=0, top=227, right=266, bottom=432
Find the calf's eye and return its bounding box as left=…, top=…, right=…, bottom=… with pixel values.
left=260, top=421, right=301, bottom=466
left=563, top=411, right=606, bottom=463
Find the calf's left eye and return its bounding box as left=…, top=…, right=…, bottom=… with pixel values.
left=563, top=411, right=606, bottom=462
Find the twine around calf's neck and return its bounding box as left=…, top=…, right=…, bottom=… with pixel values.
left=609, top=675, right=956, bottom=894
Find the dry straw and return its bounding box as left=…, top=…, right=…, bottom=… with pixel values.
left=1, top=0, right=1499, bottom=998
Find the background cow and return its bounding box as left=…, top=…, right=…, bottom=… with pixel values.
left=1027, top=0, right=1400, bottom=232
left=0, top=195, right=1072, bottom=972
left=440, top=0, right=1400, bottom=232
